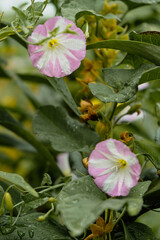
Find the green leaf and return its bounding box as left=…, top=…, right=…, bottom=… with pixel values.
left=0, top=26, right=15, bottom=42
left=75, top=11, right=120, bottom=22
left=23, top=197, right=49, bottom=213
left=120, top=0, right=160, bottom=10
left=32, top=106, right=99, bottom=152
left=89, top=83, right=116, bottom=102
left=89, top=64, right=155, bottom=103
left=41, top=173, right=52, bottom=186
left=121, top=220, right=133, bottom=240
left=139, top=67, right=160, bottom=84
left=57, top=176, right=151, bottom=236
left=135, top=137, right=160, bottom=169
left=69, top=152, right=88, bottom=177
left=0, top=213, right=72, bottom=240
left=103, top=63, right=155, bottom=87
left=144, top=178, right=160, bottom=207
left=126, top=222, right=156, bottom=240
left=61, top=0, right=104, bottom=21
left=57, top=176, right=107, bottom=236
left=130, top=31, right=160, bottom=46
left=126, top=181, right=151, bottom=216
left=46, top=77, right=80, bottom=116
left=27, top=1, right=44, bottom=13
left=12, top=7, right=27, bottom=25
left=0, top=171, right=38, bottom=197
left=87, top=39, right=160, bottom=66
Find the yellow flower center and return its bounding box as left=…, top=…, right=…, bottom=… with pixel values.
left=118, top=159, right=127, bottom=168
left=48, top=39, right=59, bottom=48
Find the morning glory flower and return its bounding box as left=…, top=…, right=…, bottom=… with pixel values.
left=88, top=139, right=141, bottom=196
left=28, top=16, right=86, bottom=78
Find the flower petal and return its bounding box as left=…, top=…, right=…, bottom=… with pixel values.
left=88, top=138, right=141, bottom=196
left=28, top=16, right=86, bottom=77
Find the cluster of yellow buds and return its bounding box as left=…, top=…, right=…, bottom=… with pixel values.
left=78, top=99, right=102, bottom=121
left=76, top=0, right=128, bottom=92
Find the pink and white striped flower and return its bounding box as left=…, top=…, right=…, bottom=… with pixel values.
left=28, top=16, right=86, bottom=78
left=88, top=139, right=141, bottom=196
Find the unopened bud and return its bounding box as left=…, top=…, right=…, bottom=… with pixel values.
left=38, top=215, right=45, bottom=222
left=85, top=32, right=89, bottom=39
left=157, top=169, right=160, bottom=176
left=96, top=121, right=108, bottom=140
left=4, top=192, right=13, bottom=212
left=82, top=157, right=89, bottom=168
left=48, top=197, right=56, bottom=203
left=120, top=131, right=133, bottom=143
left=128, top=103, right=142, bottom=115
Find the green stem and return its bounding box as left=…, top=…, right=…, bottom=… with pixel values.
left=39, top=183, right=65, bottom=194
left=11, top=21, right=51, bottom=45
left=114, top=206, right=127, bottom=226
left=31, top=0, right=35, bottom=22
left=108, top=233, right=112, bottom=240
left=12, top=205, right=22, bottom=226
left=109, top=102, right=117, bottom=121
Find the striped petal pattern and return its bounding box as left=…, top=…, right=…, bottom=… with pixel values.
left=28, top=16, right=86, bottom=78
left=88, top=139, right=141, bottom=196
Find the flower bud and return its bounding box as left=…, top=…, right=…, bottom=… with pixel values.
left=4, top=192, right=13, bottom=212
left=38, top=215, right=45, bottom=222
left=96, top=121, right=108, bottom=140
left=82, top=157, right=89, bottom=168
left=48, top=197, right=56, bottom=203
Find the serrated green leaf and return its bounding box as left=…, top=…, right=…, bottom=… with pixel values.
left=32, top=106, right=99, bottom=152
left=0, top=213, right=73, bottom=240
left=0, top=171, right=38, bottom=197
left=87, top=39, right=160, bottom=65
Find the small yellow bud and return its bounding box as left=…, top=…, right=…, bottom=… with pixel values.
left=82, top=157, right=89, bottom=168
left=48, top=197, right=56, bottom=203
left=157, top=169, right=160, bottom=176
left=38, top=215, right=45, bottom=222
left=4, top=192, right=13, bottom=212
left=96, top=121, right=108, bottom=140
